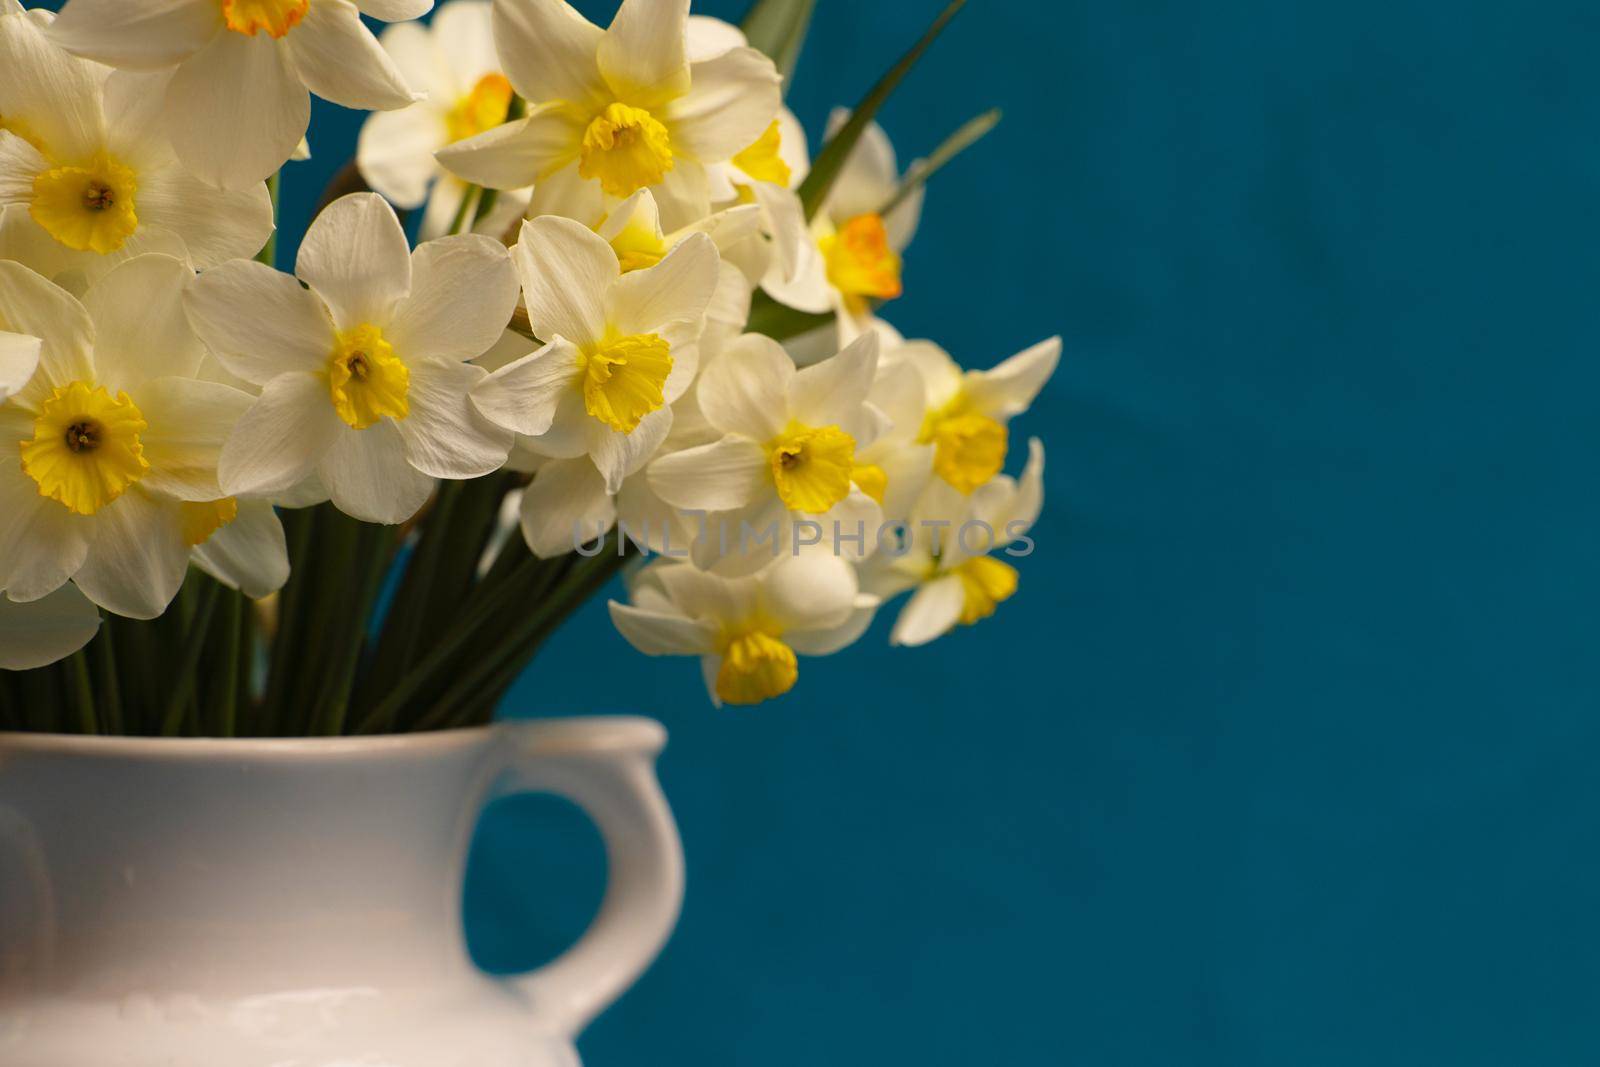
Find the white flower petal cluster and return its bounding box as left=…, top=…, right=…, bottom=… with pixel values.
left=1, top=0, right=1063, bottom=710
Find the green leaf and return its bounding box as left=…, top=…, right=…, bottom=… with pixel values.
left=797, top=0, right=967, bottom=219
left=746, top=290, right=833, bottom=341
left=740, top=0, right=818, bottom=91
left=879, top=107, right=1001, bottom=216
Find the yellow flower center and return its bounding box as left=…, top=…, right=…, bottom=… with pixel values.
left=19, top=381, right=149, bottom=516
left=819, top=213, right=902, bottom=311
left=850, top=462, right=887, bottom=505
left=602, top=215, right=667, bottom=273
left=578, top=103, right=674, bottom=199
left=578, top=331, right=672, bottom=434
left=328, top=324, right=409, bottom=430
left=953, top=556, right=1018, bottom=626
left=181, top=497, right=239, bottom=547
left=221, top=0, right=309, bottom=37
left=716, top=629, right=798, bottom=706
left=446, top=73, right=514, bottom=143
left=30, top=153, right=139, bottom=255
left=919, top=408, right=1008, bottom=494
left=768, top=422, right=856, bottom=514
left=731, top=121, right=791, bottom=186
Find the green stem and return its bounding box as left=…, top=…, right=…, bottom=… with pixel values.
left=160, top=579, right=221, bottom=736
left=93, top=620, right=123, bottom=735
left=64, top=651, right=97, bottom=735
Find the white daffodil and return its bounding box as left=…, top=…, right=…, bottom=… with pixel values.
left=46, top=0, right=425, bottom=192
left=0, top=582, right=101, bottom=670
left=861, top=438, right=1044, bottom=647
left=437, top=0, right=781, bottom=231
left=609, top=552, right=876, bottom=707
left=0, top=10, right=273, bottom=283
left=185, top=192, right=520, bottom=524
left=357, top=0, right=533, bottom=239
left=0, top=255, right=269, bottom=619
left=647, top=330, right=888, bottom=574
left=899, top=335, right=1060, bottom=495
left=469, top=214, right=718, bottom=503
left=761, top=115, right=923, bottom=344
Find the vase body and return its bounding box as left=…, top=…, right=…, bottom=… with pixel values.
left=0, top=718, right=683, bottom=1066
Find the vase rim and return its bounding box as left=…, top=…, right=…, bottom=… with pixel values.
left=0, top=715, right=666, bottom=762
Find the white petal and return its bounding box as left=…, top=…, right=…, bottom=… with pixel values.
left=73, top=490, right=189, bottom=620
left=191, top=498, right=288, bottom=599
left=0, top=478, right=89, bottom=603
left=647, top=435, right=769, bottom=511
left=890, top=574, right=964, bottom=647
left=763, top=551, right=858, bottom=633
left=388, top=234, right=519, bottom=364
left=608, top=601, right=715, bottom=656
left=186, top=258, right=335, bottom=385
left=898, top=338, right=962, bottom=408
left=0, top=331, right=41, bottom=401
left=694, top=332, right=791, bottom=440
left=318, top=419, right=434, bottom=523
left=135, top=164, right=274, bottom=269
left=666, top=47, right=781, bottom=163
left=356, top=0, right=433, bottom=20
left=45, top=0, right=220, bottom=71
left=598, top=0, right=690, bottom=104
left=357, top=104, right=445, bottom=208
left=133, top=376, right=252, bottom=501
left=164, top=30, right=310, bottom=191
left=512, top=214, right=616, bottom=345
left=686, top=15, right=745, bottom=61
left=469, top=336, right=580, bottom=437
left=586, top=404, right=672, bottom=494
left=397, top=359, right=513, bottom=478
left=525, top=156, right=606, bottom=224
left=519, top=456, right=615, bottom=557
left=0, top=12, right=107, bottom=164
left=606, top=231, right=717, bottom=335
left=492, top=0, right=605, bottom=106
left=81, top=253, right=205, bottom=392
left=0, top=582, right=100, bottom=671
left=219, top=372, right=343, bottom=497
left=822, top=115, right=901, bottom=223
left=295, top=192, right=412, bottom=330
left=965, top=336, right=1062, bottom=419
left=285, top=0, right=419, bottom=111
left=0, top=259, right=94, bottom=387
left=789, top=330, right=879, bottom=429
left=786, top=594, right=878, bottom=655
left=435, top=104, right=579, bottom=191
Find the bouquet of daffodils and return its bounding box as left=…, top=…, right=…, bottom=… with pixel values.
left=0, top=0, right=1057, bottom=735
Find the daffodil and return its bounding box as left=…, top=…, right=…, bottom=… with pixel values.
left=761, top=115, right=924, bottom=344
left=0, top=582, right=101, bottom=670
left=899, top=336, right=1060, bottom=494
left=185, top=192, right=521, bottom=524
left=861, top=438, right=1044, bottom=647
left=357, top=0, right=532, bottom=239
left=437, top=0, right=781, bottom=231
left=46, top=0, right=425, bottom=191
left=0, top=255, right=268, bottom=619
left=468, top=214, right=718, bottom=499
left=609, top=552, right=876, bottom=707
left=189, top=497, right=290, bottom=599
left=0, top=9, right=273, bottom=282
left=647, top=330, right=889, bottom=574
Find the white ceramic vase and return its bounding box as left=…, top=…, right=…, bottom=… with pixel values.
left=0, top=717, right=684, bottom=1066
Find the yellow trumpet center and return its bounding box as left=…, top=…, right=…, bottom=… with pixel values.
left=221, top=0, right=309, bottom=37
left=181, top=497, right=240, bottom=547
left=20, top=381, right=149, bottom=516
left=328, top=324, right=409, bottom=430
left=446, top=73, right=515, bottom=143
left=716, top=630, right=798, bottom=706
left=31, top=153, right=139, bottom=255
left=820, top=213, right=902, bottom=311
left=954, top=556, right=1019, bottom=626
left=731, top=120, right=791, bottom=186
left=579, top=331, right=672, bottom=434
left=850, top=462, right=887, bottom=505
left=578, top=103, right=674, bottom=199
left=768, top=422, right=857, bottom=514
left=920, top=408, right=1008, bottom=495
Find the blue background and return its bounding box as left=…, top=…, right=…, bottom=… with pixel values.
left=43, top=0, right=1600, bottom=1060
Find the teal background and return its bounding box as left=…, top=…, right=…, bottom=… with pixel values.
left=37, top=0, right=1600, bottom=1060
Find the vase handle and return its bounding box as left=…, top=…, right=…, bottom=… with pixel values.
left=490, top=717, right=685, bottom=1038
